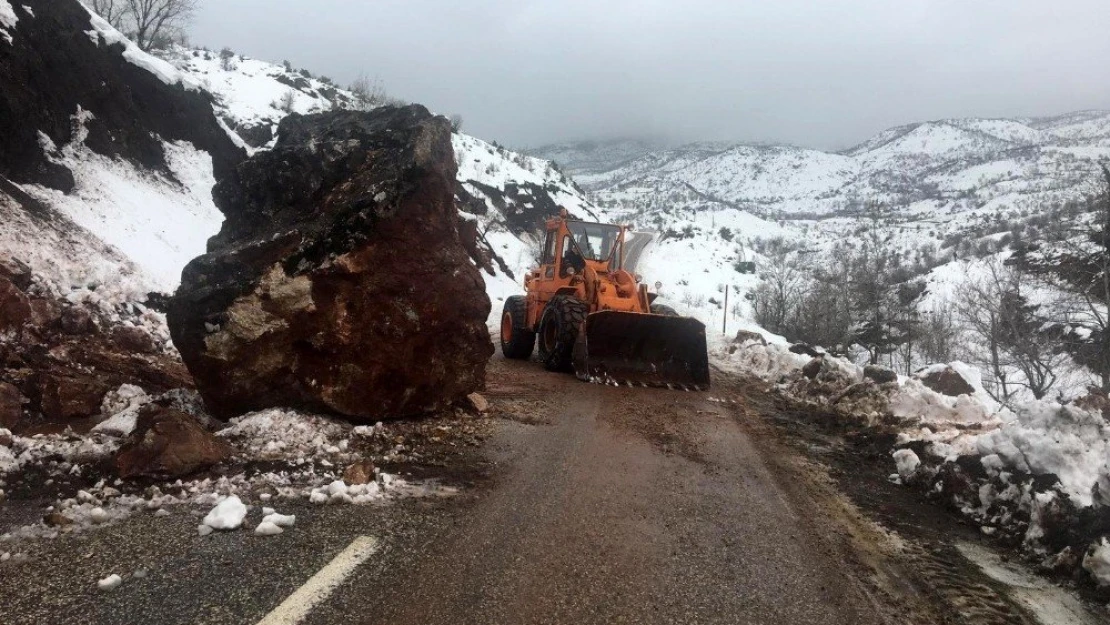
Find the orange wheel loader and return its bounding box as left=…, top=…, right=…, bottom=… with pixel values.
left=499, top=209, right=710, bottom=390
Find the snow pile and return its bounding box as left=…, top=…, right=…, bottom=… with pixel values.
left=216, top=408, right=351, bottom=461
left=91, top=384, right=151, bottom=436
left=969, top=401, right=1110, bottom=508
left=201, top=495, right=247, bottom=530
left=307, top=479, right=384, bottom=506
left=888, top=380, right=996, bottom=428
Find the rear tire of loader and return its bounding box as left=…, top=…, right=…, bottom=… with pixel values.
left=650, top=304, right=679, bottom=317
left=538, top=295, right=588, bottom=372
left=500, top=295, right=535, bottom=360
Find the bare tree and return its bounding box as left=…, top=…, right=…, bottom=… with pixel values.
left=750, top=253, right=806, bottom=335
left=918, top=305, right=958, bottom=364
left=88, top=0, right=130, bottom=27
left=279, top=90, right=296, bottom=114
left=126, top=0, right=197, bottom=51
left=88, top=0, right=196, bottom=51
left=954, top=257, right=1062, bottom=402
left=449, top=114, right=464, bottom=132
left=349, top=74, right=388, bottom=109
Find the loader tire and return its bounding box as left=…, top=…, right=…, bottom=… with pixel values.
left=500, top=295, right=535, bottom=360
left=650, top=304, right=679, bottom=317
left=538, top=295, right=588, bottom=372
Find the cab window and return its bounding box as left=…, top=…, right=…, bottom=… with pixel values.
left=541, top=230, right=556, bottom=264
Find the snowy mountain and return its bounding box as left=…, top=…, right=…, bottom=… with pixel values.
left=529, top=112, right=1110, bottom=331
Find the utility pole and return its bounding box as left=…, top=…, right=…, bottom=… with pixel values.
left=723, top=285, right=729, bottom=335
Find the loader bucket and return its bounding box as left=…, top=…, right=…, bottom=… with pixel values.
left=574, top=311, right=710, bottom=390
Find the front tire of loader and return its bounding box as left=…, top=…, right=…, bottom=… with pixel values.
left=650, top=304, right=679, bottom=316
left=500, top=295, right=535, bottom=359
left=538, top=295, right=588, bottom=372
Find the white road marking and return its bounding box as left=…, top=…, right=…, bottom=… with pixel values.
left=256, top=535, right=379, bottom=625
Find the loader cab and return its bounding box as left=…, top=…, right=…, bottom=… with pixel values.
left=526, top=212, right=627, bottom=329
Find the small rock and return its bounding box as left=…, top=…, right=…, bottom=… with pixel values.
left=466, top=392, right=489, bottom=413
left=916, top=365, right=975, bottom=397
left=789, top=343, right=823, bottom=358
left=261, top=507, right=275, bottom=516
left=89, top=507, right=109, bottom=524
left=863, top=365, right=897, bottom=385
left=342, top=460, right=376, bottom=485
left=43, top=512, right=73, bottom=527
left=197, top=524, right=214, bottom=536
left=801, top=357, right=824, bottom=380
left=60, top=306, right=97, bottom=335
left=115, top=406, right=233, bottom=479
left=97, top=574, right=122, bottom=591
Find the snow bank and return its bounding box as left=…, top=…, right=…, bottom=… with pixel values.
left=970, top=401, right=1110, bottom=507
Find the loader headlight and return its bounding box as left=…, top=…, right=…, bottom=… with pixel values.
left=567, top=267, right=577, bottom=276
left=635, top=273, right=643, bottom=283
left=654, top=281, right=663, bottom=290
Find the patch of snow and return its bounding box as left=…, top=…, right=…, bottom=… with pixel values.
left=0, top=1, right=17, bottom=45
left=21, top=136, right=224, bottom=292
left=262, top=512, right=295, bottom=527
left=1083, top=537, right=1110, bottom=586
left=82, top=9, right=199, bottom=91
left=892, top=449, right=920, bottom=479
left=254, top=520, right=283, bottom=536
left=97, top=574, right=122, bottom=591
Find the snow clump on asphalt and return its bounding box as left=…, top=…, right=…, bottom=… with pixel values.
left=201, top=495, right=247, bottom=530
left=97, top=574, right=122, bottom=591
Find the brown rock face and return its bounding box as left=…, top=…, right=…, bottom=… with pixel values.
left=169, top=106, right=493, bottom=422
left=36, top=373, right=110, bottom=420
left=0, top=277, right=31, bottom=332
left=115, top=406, right=233, bottom=479
left=917, top=366, right=975, bottom=397
left=0, top=381, right=23, bottom=429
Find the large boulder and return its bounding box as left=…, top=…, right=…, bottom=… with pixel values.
left=169, top=106, right=493, bottom=421
left=115, top=406, right=233, bottom=479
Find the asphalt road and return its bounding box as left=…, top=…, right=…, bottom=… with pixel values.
left=1, top=357, right=899, bottom=625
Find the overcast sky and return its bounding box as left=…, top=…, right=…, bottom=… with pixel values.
left=191, top=1, right=1110, bottom=150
